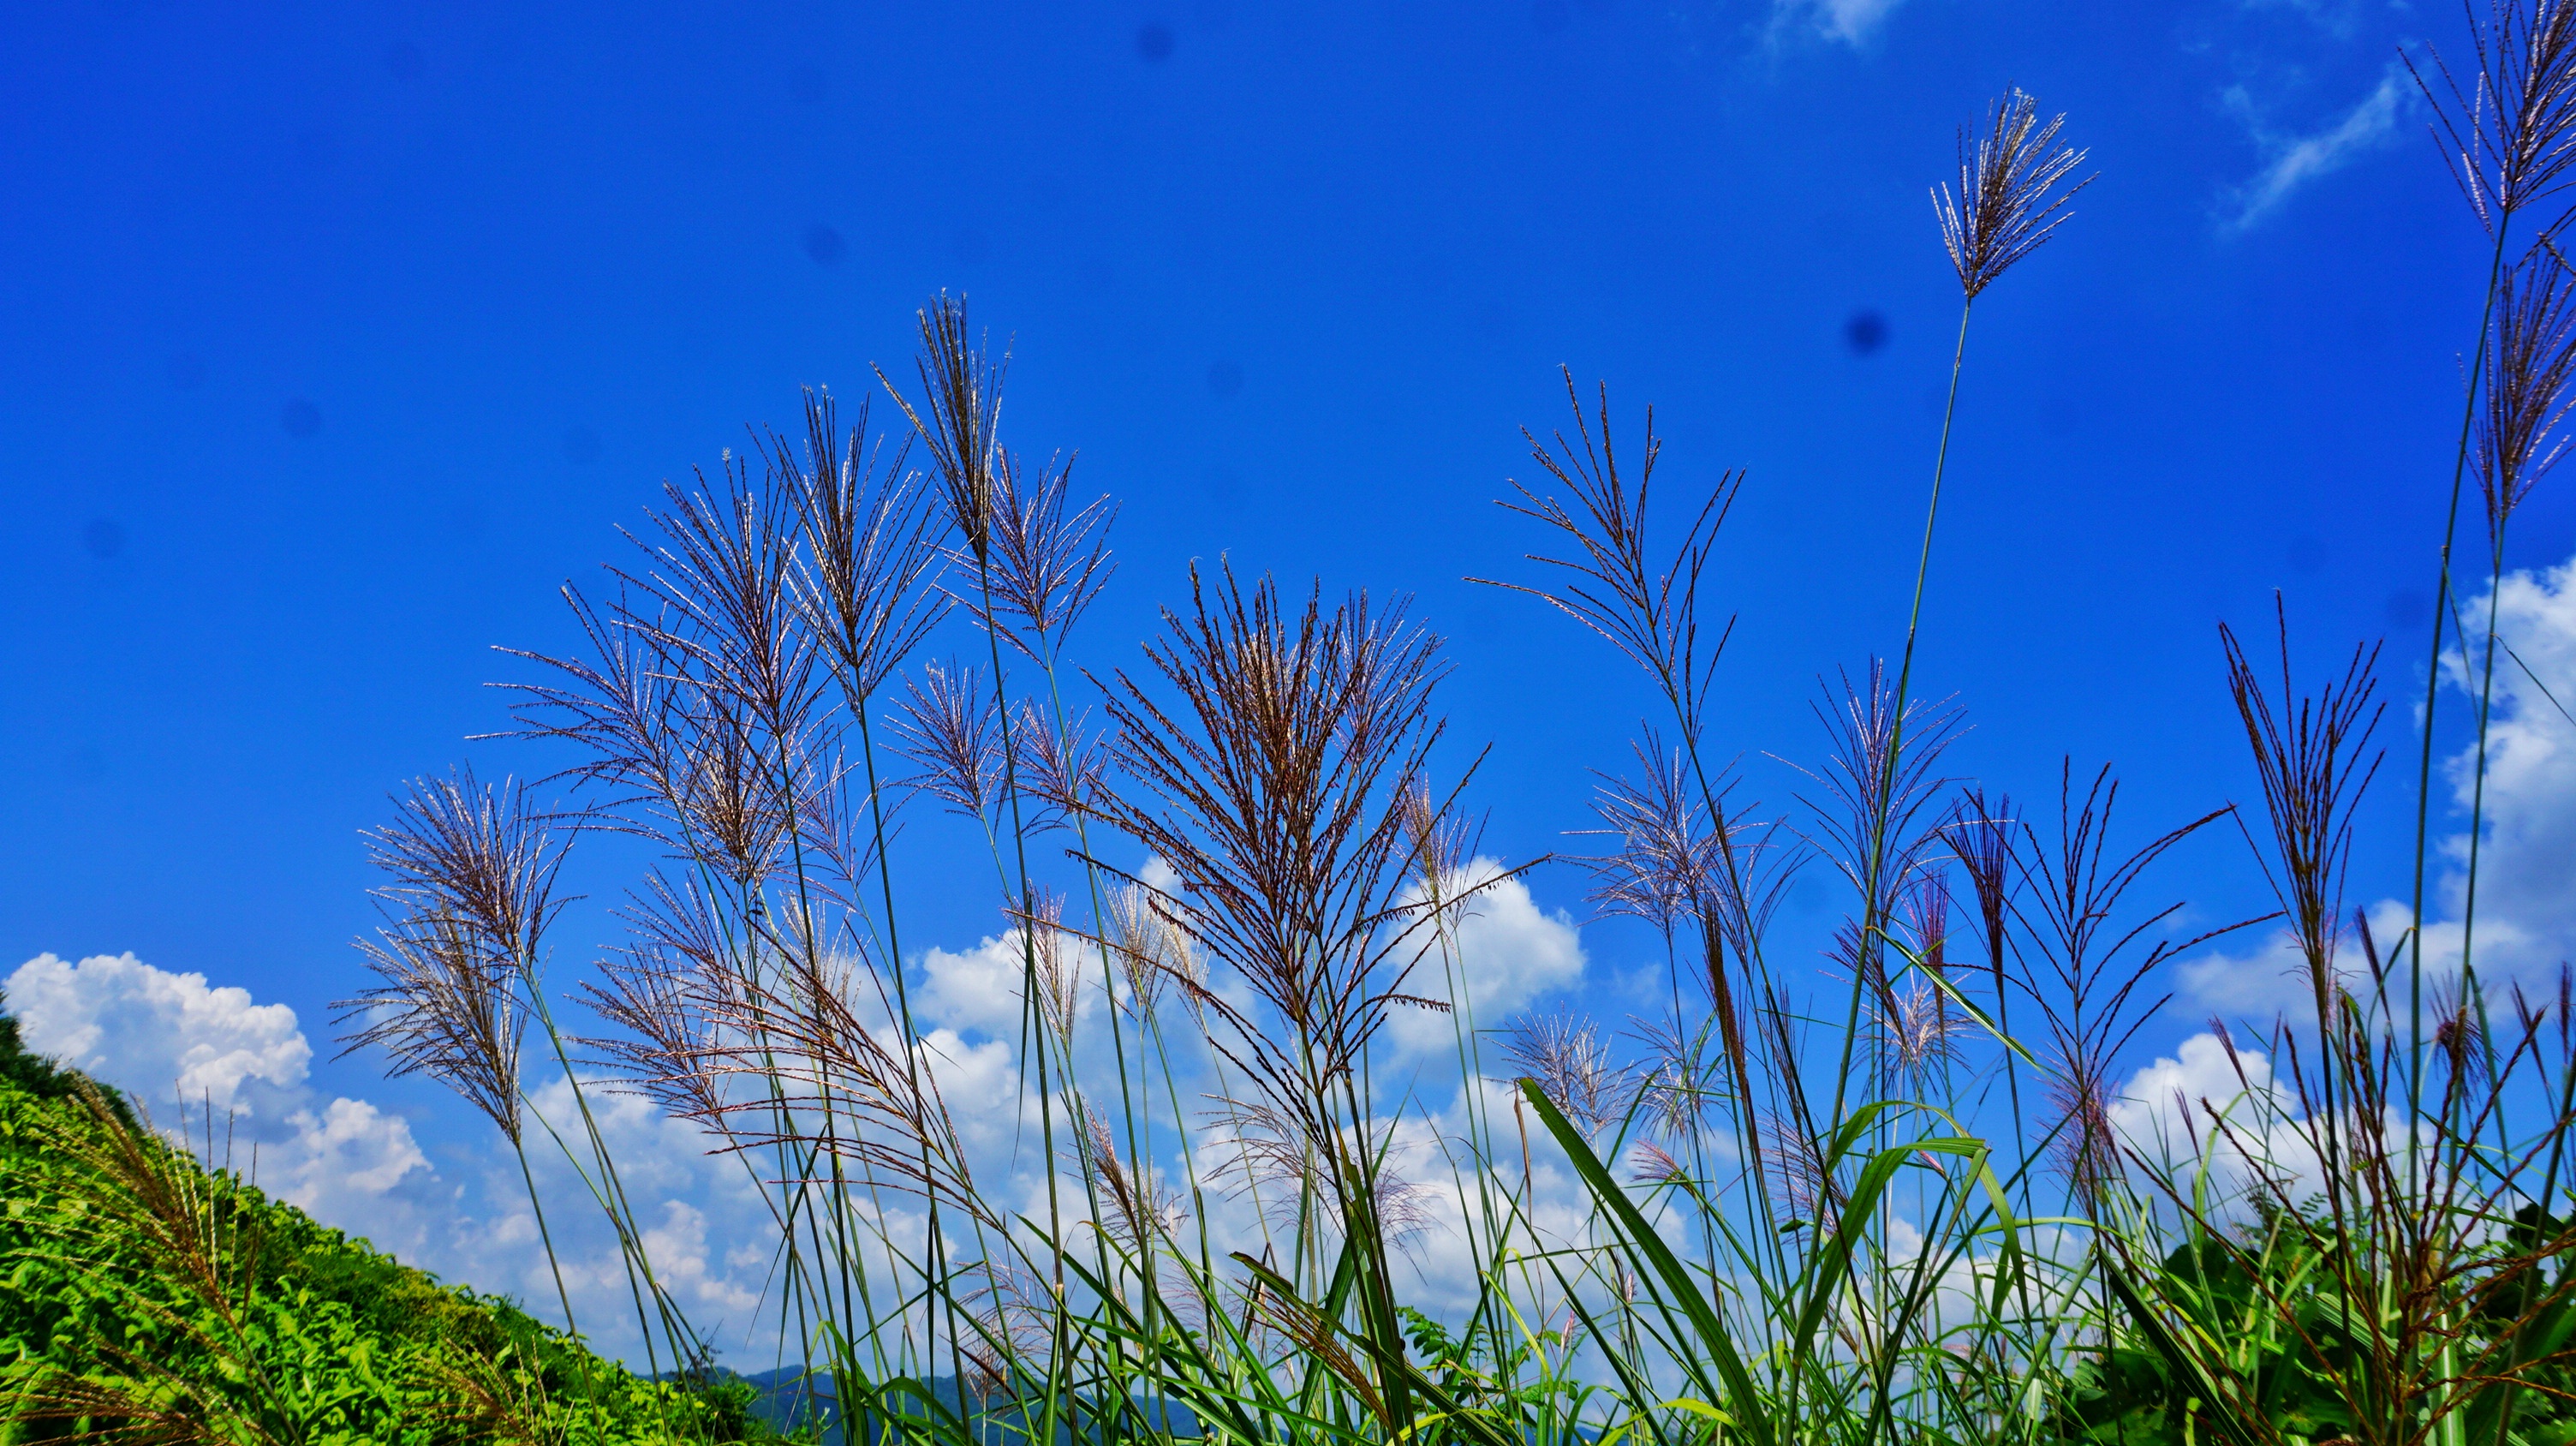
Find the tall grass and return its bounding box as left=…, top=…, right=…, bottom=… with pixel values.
left=325, top=6, right=2576, bottom=1444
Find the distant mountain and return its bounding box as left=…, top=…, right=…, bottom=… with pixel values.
left=728, top=1366, right=1203, bottom=1446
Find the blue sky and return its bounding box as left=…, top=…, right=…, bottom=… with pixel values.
left=7, top=0, right=2575, bottom=1359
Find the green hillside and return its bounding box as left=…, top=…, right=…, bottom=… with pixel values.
left=0, top=993, right=781, bottom=1446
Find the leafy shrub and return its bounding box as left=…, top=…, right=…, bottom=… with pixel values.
left=0, top=1019, right=784, bottom=1446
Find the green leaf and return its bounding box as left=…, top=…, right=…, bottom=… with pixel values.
left=1519, top=1078, right=1778, bottom=1446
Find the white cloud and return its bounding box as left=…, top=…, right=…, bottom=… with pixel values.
left=916, top=933, right=1032, bottom=1038
left=915, top=1025, right=1022, bottom=1151
left=2108, top=1030, right=2329, bottom=1205
left=1385, top=859, right=1586, bottom=1057
left=1770, top=0, right=1906, bottom=45
left=2108, top=1030, right=2280, bottom=1162
left=8, top=951, right=312, bottom=1116
left=2343, top=558, right=2576, bottom=990
left=0, top=953, right=750, bottom=1363
left=2180, top=553, right=2576, bottom=1016
left=2221, top=65, right=2405, bottom=231
left=3, top=952, right=430, bottom=1221
left=0, top=890, right=1582, bottom=1372
left=915, top=927, right=1099, bottom=1042
left=2174, top=899, right=2418, bottom=1022
left=638, top=1199, right=765, bottom=1324
left=2174, top=927, right=2317, bottom=1020
left=2435, top=553, right=2576, bottom=975
left=279, top=1096, right=433, bottom=1202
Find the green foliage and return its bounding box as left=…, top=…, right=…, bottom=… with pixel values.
left=2058, top=1204, right=2576, bottom=1446
left=0, top=1055, right=777, bottom=1446
left=0, top=990, right=121, bottom=1126
left=2053, top=1219, right=2364, bottom=1445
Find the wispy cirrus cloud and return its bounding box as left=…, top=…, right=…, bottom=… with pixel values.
left=2221, top=63, right=2408, bottom=231
left=1771, top=0, right=1908, bottom=46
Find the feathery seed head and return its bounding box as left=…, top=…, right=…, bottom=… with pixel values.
left=889, top=660, right=1003, bottom=820
left=1579, top=734, right=1720, bottom=935
left=2415, top=0, right=2576, bottom=231
left=884, top=293, right=1006, bottom=559
left=972, top=449, right=1116, bottom=662
left=1933, top=88, right=2092, bottom=302
left=2481, top=240, right=2576, bottom=535
left=1106, top=882, right=1199, bottom=1019
left=1013, top=701, right=1106, bottom=834
left=1504, top=1012, right=1632, bottom=1139
left=781, top=386, right=946, bottom=705
left=339, top=917, right=526, bottom=1144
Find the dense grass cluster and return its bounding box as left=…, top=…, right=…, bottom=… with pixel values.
left=12, top=3, right=2576, bottom=1444
left=0, top=1001, right=782, bottom=1446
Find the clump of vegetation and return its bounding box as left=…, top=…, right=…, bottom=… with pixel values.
left=13, top=3, right=2576, bottom=1444
left=0, top=995, right=784, bottom=1446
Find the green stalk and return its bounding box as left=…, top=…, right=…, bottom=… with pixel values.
left=2456, top=517, right=2514, bottom=1015
left=1778, top=297, right=1972, bottom=1434
left=850, top=702, right=967, bottom=1393
left=511, top=1132, right=607, bottom=1438
left=1831, top=296, right=1973, bottom=1130
left=2407, top=222, right=2513, bottom=1141
left=1031, top=650, right=1163, bottom=1402
left=2391, top=220, right=2513, bottom=1446
left=972, top=552, right=1076, bottom=1439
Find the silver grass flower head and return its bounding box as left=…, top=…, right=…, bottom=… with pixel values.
left=1883, top=976, right=1961, bottom=1081
left=1579, top=737, right=1719, bottom=935
left=339, top=917, right=526, bottom=1144
left=1204, top=1099, right=1433, bottom=1245
left=1627, top=1012, right=1714, bottom=1143
left=781, top=385, right=945, bottom=705
left=1080, top=1102, right=1184, bottom=1254
left=1503, top=1011, right=1631, bottom=1138
left=1934, top=89, right=2093, bottom=302
left=975, top=449, right=1115, bottom=661
left=2415, top=0, right=2576, bottom=232
left=1107, top=882, right=1197, bottom=1019
left=1012, top=700, right=1106, bottom=834
left=881, top=293, right=1005, bottom=560
left=2480, top=239, right=2576, bottom=535
left=1627, top=1139, right=1686, bottom=1185
left=888, top=660, right=1001, bottom=819
left=1021, top=888, right=1080, bottom=1045
left=1401, top=778, right=1478, bottom=898
left=1761, top=1108, right=1828, bottom=1222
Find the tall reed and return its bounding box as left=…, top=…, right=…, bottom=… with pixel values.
left=319, top=11, right=2576, bottom=1445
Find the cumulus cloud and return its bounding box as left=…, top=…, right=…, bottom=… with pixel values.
left=2433, top=554, right=2576, bottom=975
left=8, top=952, right=313, bottom=1116
left=917, top=925, right=1106, bottom=1042
left=0, top=952, right=793, bottom=1363
left=278, top=1096, right=433, bottom=1202
left=2221, top=65, right=2406, bottom=231
left=2173, top=928, right=2315, bottom=1021
left=0, top=884, right=1581, bottom=1366
left=2108, top=1029, right=2329, bottom=1205
left=915, top=1025, right=1022, bottom=1151
left=917, top=932, right=1039, bottom=1039
left=2109, top=1031, right=2279, bottom=1162
left=2180, top=552, right=2576, bottom=1017
left=4, top=952, right=428, bottom=1220
left=2174, top=899, right=2416, bottom=1022
left=1384, top=859, right=1586, bottom=1057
